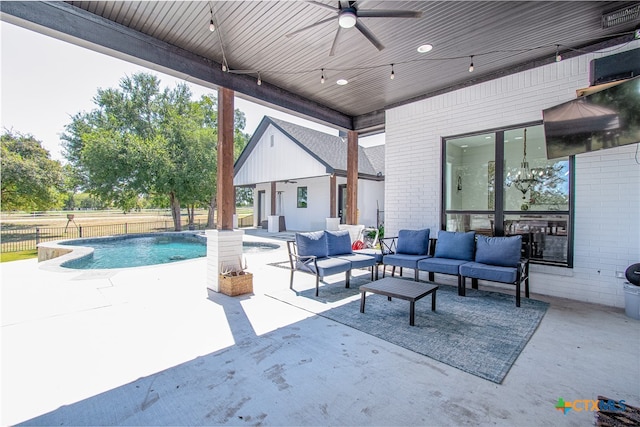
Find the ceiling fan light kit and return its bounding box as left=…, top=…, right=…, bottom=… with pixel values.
left=338, top=8, right=357, bottom=28
left=287, top=1, right=423, bottom=56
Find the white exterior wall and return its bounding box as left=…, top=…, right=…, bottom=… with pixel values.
left=385, top=40, right=640, bottom=308
left=335, top=176, right=384, bottom=228
left=357, top=179, right=384, bottom=228
left=234, top=125, right=327, bottom=186
left=254, top=177, right=384, bottom=231
left=253, top=177, right=331, bottom=231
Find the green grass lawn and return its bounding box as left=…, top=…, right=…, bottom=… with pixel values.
left=1, top=250, right=38, bottom=263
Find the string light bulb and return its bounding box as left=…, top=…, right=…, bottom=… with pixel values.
left=257, top=73, right=262, bottom=86
left=468, top=55, right=474, bottom=73
left=321, top=68, right=325, bottom=84
left=555, top=45, right=562, bottom=62
left=208, top=4, right=215, bottom=32
left=390, top=64, right=395, bottom=80
left=221, top=63, right=227, bottom=72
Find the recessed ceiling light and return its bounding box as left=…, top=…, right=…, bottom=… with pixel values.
left=417, top=44, right=433, bottom=53
left=485, top=136, right=492, bottom=139
left=515, top=136, right=523, bottom=140
left=336, top=79, right=348, bottom=85
left=460, top=145, right=468, bottom=148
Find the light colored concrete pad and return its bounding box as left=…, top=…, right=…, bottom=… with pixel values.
left=1, top=233, right=638, bottom=426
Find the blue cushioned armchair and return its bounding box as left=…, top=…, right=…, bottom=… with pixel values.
left=459, top=235, right=530, bottom=307
left=382, top=229, right=431, bottom=281
left=417, top=230, right=475, bottom=291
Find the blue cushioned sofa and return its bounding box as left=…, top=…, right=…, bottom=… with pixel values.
left=416, top=230, right=530, bottom=307
left=287, top=230, right=377, bottom=296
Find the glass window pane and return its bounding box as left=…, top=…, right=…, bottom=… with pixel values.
left=445, top=214, right=495, bottom=236
left=445, top=133, right=495, bottom=211
left=505, top=214, right=569, bottom=264
left=504, top=125, right=569, bottom=212
left=297, top=187, right=307, bottom=208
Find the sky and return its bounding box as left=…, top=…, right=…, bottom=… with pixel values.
left=1, top=22, right=383, bottom=162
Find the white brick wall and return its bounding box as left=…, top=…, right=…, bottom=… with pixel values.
left=385, top=40, right=640, bottom=307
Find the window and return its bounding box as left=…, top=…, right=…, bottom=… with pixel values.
left=297, top=187, right=307, bottom=208
left=443, top=123, right=573, bottom=266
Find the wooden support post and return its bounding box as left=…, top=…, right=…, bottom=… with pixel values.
left=330, top=174, right=337, bottom=218
left=216, top=87, right=235, bottom=231
left=271, top=181, right=277, bottom=215
left=346, top=130, right=358, bottom=225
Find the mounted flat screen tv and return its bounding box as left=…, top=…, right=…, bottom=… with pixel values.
left=542, top=75, right=640, bottom=159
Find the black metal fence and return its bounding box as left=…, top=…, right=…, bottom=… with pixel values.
left=0, top=214, right=254, bottom=253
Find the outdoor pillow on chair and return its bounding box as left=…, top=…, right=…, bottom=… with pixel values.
left=396, top=229, right=430, bottom=255
left=295, top=231, right=328, bottom=258
left=326, top=230, right=353, bottom=255
left=434, top=230, right=476, bottom=261
left=475, top=235, right=522, bottom=267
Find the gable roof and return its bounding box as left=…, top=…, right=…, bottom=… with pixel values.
left=234, top=116, right=384, bottom=180
left=363, top=145, right=385, bottom=176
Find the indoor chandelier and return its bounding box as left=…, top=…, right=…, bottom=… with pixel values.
left=512, top=128, right=539, bottom=199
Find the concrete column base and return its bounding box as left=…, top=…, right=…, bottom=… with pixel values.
left=206, top=229, right=244, bottom=293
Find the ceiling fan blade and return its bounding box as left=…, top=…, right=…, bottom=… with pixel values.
left=354, top=20, right=384, bottom=51
left=307, top=0, right=339, bottom=12
left=357, top=9, right=423, bottom=18
left=285, top=16, right=336, bottom=37
left=329, top=26, right=343, bottom=56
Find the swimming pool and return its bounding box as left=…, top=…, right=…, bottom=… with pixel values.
left=57, top=234, right=278, bottom=270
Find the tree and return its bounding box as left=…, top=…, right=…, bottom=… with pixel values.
left=1, top=130, right=67, bottom=211
left=236, top=187, right=254, bottom=207
left=62, top=72, right=249, bottom=230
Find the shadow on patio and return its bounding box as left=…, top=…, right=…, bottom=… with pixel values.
left=2, top=243, right=638, bottom=426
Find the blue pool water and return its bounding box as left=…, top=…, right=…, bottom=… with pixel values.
left=60, top=234, right=278, bottom=270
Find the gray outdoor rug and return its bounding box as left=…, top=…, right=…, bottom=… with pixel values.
left=266, top=276, right=549, bottom=384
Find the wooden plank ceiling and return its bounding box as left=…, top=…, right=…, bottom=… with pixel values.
left=5, top=1, right=640, bottom=131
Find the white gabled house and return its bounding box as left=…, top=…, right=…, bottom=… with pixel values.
left=234, top=116, right=384, bottom=231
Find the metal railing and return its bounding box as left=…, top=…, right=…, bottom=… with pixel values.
left=2, top=215, right=256, bottom=253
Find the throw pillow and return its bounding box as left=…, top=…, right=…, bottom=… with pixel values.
left=434, top=230, right=476, bottom=261
left=396, top=229, right=430, bottom=255
left=296, top=231, right=328, bottom=258
left=475, top=235, right=522, bottom=267
left=326, top=230, right=353, bottom=255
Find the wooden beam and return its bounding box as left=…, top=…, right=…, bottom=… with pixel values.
left=217, top=87, right=235, bottom=230
left=353, top=110, right=385, bottom=133
left=330, top=175, right=337, bottom=218
left=346, top=131, right=358, bottom=225
left=270, top=182, right=276, bottom=215
left=0, top=1, right=353, bottom=131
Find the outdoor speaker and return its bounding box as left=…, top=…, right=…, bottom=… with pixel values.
left=625, top=263, right=640, bottom=286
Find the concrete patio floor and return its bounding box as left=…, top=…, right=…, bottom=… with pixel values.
left=1, top=230, right=638, bottom=426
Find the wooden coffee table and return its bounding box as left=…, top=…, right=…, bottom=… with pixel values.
left=359, top=277, right=438, bottom=326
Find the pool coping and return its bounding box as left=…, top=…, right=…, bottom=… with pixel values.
left=36, top=231, right=282, bottom=272
left=37, top=231, right=207, bottom=272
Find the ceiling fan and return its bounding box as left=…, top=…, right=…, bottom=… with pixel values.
left=286, top=1, right=423, bottom=56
